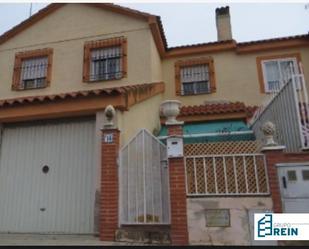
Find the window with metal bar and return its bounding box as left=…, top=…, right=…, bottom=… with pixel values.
left=20, top=56, right=48, bottom=90
left=12, top=48, right=53, bottom=91
left=89, top=46, right=122, bottom=82
left=181, top=64, right=210, bottom=95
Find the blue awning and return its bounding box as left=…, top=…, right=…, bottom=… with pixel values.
left=158, top=120, right=254, bottom=143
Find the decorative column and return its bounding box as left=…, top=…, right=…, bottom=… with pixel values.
left=260, top=121, right=285, bottom=213
left=100, top=105, right=120, bottom=241
left=161, top=100, right=189, bottom=245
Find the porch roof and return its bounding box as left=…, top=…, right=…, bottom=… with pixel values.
left=160, top=102, right=258, bottom=124
left=0, top=82, right=165, bottom=123
left=0, top=82, right=164, bottom=108
left=180, top=101, right=256, bottom=117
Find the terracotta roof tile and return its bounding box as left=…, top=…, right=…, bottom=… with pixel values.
left=167, top=34, right=309, bottom=52
left=0, top=82, right=162, bottom=107
left=237, top=34, right=309, bottom=46
left=167, top=40, right=236, bottom=51
left=180, top=102, right=257, bottom=117
left=245, top=105, right=258, bottom=118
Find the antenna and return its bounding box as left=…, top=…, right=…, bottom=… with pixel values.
left=29, top=3, right=33, bottom=17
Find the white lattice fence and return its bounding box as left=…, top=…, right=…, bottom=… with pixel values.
left=184, top=140, right=261, bottom=156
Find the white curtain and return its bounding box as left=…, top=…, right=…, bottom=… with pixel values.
left=21, top=57, right=48, bottom=81
left=280, top=60, right=296, bottom=82
left=181, top=65, right=209, bottom=83
left=180, top=65, right=209, bottom=94
left=264, top=61, right=280, bottom=91
left=264, top=59, right=298, bottom=92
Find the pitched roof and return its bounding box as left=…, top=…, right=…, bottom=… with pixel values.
left=165, top=34, right=309, bottom=57
left=168, top=34, right=309, bottom=51
left=0, top=3, right=167, bottom=55
left=0, top=82, right=164, bottom=109
left=180, top=102, right=257, bottom=118
left=237, top=34, right=309, bottom=46
left=0, top=3, right=308, bottom=58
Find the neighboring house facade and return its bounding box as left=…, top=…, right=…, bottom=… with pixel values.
left=0, top=3, right=308, bottom=245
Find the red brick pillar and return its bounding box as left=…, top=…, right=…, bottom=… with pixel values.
left=262, top=146, right=285, bottom=213
left=100, top=128, right=120, bottom=241
left=166, top=124, right=189, bottom=245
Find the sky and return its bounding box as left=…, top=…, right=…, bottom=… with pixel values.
left=0, top=2, right=308, bottom=47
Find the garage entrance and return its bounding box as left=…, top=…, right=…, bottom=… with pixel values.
left=0, top=117, right=96, bottom=234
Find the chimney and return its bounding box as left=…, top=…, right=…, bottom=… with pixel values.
left=215, top=6, right=232, bottom=41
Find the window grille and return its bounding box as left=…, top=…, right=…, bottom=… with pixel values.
left=90, top=46, right=122, bottom=81
left=181, top=65, right=210, bottom=95
left=20, top=56, right=48, bottom=90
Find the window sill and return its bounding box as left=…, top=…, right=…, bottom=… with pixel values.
left=84, top=76, right=124, bottom=83
left=180, top=91, right=213, bottom=97
left=12, top=85, right=48, bottom=91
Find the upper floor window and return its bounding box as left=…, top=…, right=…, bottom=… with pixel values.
left=181, top=65, right=210, bottom=95
left=90, top=46, right=122, bottom=81
left=20, top=57, right=48, bottom=89
left=257, top=53, right=300, bottom=93
left=12, top=48, right=53, bottom=91
left=83, top=37, right=127, bottom=82
left=175, top=57, right=216, bottom=96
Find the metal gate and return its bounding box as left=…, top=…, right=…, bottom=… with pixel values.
left=119, top=129, right=170, bottom=225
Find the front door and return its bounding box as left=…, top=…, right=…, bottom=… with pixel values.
left=277, top=163, right=309, bottom=213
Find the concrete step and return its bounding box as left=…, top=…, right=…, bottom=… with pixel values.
left=115, top=227, right=171, bottom=245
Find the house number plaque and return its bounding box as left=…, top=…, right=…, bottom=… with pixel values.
left=104, top=133, right=114, bottom=143
left=205, top=209, right=230, bottom=227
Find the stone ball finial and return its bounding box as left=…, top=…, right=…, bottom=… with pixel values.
left=261, top=121, right=277, bottom=146
left=261, top=121, right=276, bottom=136
left=104, top=105, right=116, bottom=128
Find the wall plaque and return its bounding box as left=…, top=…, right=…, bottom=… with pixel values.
left=205, top=209, right=230, bottom=227
left=104, top=133, right=114, bottom=143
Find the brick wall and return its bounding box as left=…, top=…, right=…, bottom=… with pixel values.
left=167, top=124, right=189, bottom=245
left=167, top=124, right=183, bottom=137
left=100, top=129, right=120, bottom=241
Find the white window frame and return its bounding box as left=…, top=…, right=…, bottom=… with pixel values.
left=261, top=57, right=299, bottom=93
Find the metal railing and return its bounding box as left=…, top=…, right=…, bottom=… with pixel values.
left=249, top=64, right=309, bottom=151
left=185, top=153, right=269, bottom=196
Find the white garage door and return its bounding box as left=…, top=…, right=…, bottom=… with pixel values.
left=0, top=117, right=96, bottom=234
